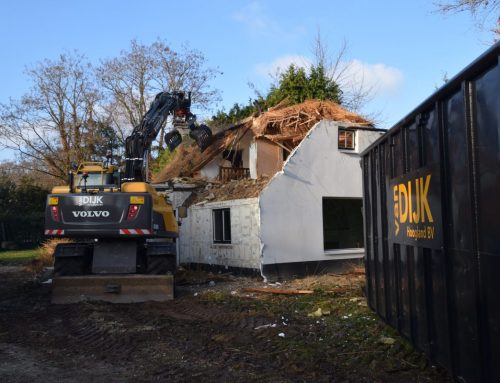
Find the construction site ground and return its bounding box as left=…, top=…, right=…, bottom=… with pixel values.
left=0, top=261, right=451, bottom=383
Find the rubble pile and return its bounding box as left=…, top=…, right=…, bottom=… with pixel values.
left=154, top=99, right=372, bottom=184
left=188, top=176, right=271, bottom=205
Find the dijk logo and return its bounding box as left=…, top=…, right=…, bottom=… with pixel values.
left=76, top=196, right=103, bottom=206
left=393, top=174, right=434, bottom=236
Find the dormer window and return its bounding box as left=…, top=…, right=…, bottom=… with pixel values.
left=338, top=129, right=355, bottom=150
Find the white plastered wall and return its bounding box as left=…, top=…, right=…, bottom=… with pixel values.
left=259, top=121, right=384, bottom=266
left=178, top=198, right=261, bottom=269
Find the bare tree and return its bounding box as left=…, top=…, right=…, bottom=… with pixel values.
left=0, top=52, right=103, bottom=180
left=437, top=0, right=500, bottom=36
left=97, top=39, right=221, bottom=150
left=311, top=31, right=374, bottom=113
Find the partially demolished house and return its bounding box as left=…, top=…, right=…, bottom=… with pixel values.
left=154, top=100, right=384, bottom=279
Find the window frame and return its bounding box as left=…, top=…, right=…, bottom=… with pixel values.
left=338, top=128, right=356, bottom=150
left=322, top=197, right=364, bottom=251
left=212, top=208, right=231, bottom=244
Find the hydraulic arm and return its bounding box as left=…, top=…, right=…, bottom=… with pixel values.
left=123, top=91, right=212, bottom=182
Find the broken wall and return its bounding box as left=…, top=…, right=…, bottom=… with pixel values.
left=178, top=198, right=261, bottom=269
left=259, top=121, right=384, bottom=269
left=256, top=138, right=282, bottom=178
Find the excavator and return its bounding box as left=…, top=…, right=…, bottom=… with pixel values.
left=44, top=91, right=212, bottom=303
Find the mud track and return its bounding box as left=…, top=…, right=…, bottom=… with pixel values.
left=0, top=266, right=451, bottom=382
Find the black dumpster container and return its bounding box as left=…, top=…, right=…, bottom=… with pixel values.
left=361, top=42, right=500, bottom=383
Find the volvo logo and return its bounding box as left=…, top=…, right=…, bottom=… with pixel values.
left=72, top=211, right=110, bottom=218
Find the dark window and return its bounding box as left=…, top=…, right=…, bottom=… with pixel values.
left=338, top=129, right=355, bottom=150
left=282, top=147, right=290, bottom=162
left=222, top=149, right=243, bottom=168
left=322, top=198, right=364, bottom=250
left=213, top=208, right=231, bottom=243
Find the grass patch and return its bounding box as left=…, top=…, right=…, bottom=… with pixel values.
left=0, top=248, right=40, bottom=264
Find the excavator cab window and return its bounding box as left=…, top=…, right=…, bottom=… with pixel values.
left=75, top=173, right=103, bottom=188
left=104, top=173, right=114, bottom=185
left=74, top=170, right=119, bottom=190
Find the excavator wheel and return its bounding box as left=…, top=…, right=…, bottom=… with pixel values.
left=54, top=256, right=87, bottom=276
left=53, top=243, right=91, bottom=276
left=146, top=254, right=176, bottom=275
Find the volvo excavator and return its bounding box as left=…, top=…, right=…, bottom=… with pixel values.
left=44, top=91, right=212, bottom=303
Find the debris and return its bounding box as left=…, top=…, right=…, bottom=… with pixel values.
left=307, top=308, right=331, bottom=317
left=278, top=332, right=285, bottom=338
left=208, top=281, right=216, bottom=286
left=242, top=287, right=313, bottom=295
left=254, top=323, right=277, bottom=330
left=353, top=267, right=365, bottom=275
left=379, top=337, right=396, bottom=345
left=42, top=278, right=52, bottom=284
left=349, top=297, right=363, bottom=303
left=154, top=100, right=372, bottom=184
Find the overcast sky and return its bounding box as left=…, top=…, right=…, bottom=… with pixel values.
left=0, top=0, right=495, bottom=160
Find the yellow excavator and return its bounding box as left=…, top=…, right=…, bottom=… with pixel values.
left=45, top=91, right=212, bottom=303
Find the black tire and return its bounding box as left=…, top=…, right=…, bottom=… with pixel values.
left=54, top=256, right=86, bottom=276
left=146, top=254, right=176, bottom=275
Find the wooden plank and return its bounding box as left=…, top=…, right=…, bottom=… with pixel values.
left=242, top=287, right=314, bottom=295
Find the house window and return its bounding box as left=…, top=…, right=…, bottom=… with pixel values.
left=338, top=129, right=355, bottom=150
left=322, top=198, right=364, bottom=250
left=213, top=208, right=231, bottom=243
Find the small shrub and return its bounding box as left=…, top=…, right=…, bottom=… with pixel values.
left=25, top=238, right=73, bottom=273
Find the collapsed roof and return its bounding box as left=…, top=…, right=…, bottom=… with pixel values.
left=153, top=99, right=372, bottom=183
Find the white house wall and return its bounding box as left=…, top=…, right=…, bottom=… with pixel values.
left=259, top=121, right=384, bottom=266
left=249, top=141, right=257, bottom=179
left=179, top=198, right=261, bottom=269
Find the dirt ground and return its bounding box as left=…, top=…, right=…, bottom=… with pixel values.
left=0, top=264, right=451, bottom=383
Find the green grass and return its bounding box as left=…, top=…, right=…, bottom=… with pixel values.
left=0, top=248, right=40, bottom=264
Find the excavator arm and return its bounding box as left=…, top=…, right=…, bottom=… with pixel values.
left=123, top=91, right=212, bottom=182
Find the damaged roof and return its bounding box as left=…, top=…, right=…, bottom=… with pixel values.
left=153, top=99, right=372, bottom=183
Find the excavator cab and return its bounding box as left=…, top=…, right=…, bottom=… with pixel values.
left=71, top=162, right=120, bottom=192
